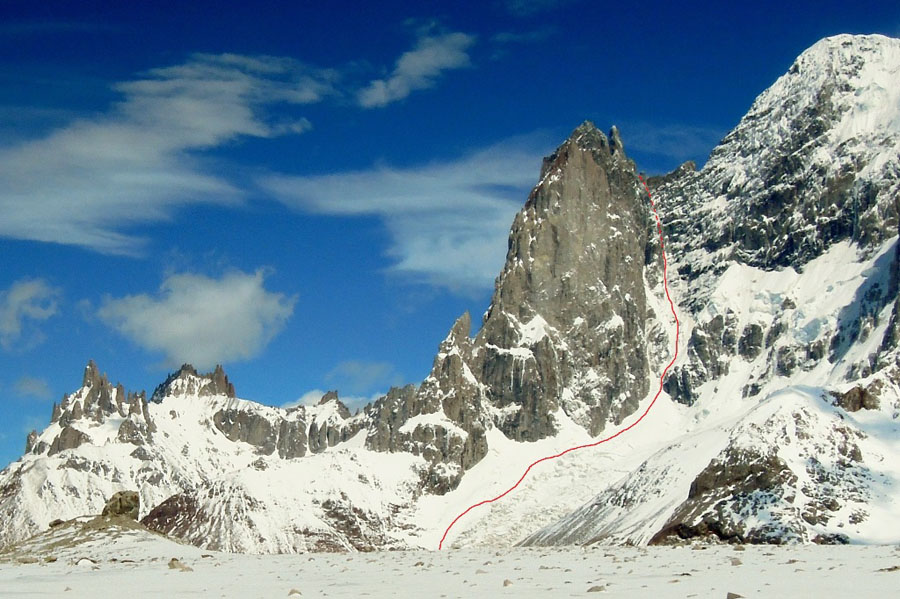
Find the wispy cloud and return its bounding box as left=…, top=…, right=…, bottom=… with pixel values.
left=260, top=136, right=547, bottom=293
left=0, top=53, right=333, bottom=254
left=618, top=122, right=726, bottom=165
left=325, top=360, right=403, bottom=395
left=489, top=28, right=556, bottom=60
left=283, top=388, right=384, bottom=411
left=0, top=279, right=60, bottom=351
left=14, top=376, right=53, bottom=401
left=358, top=32, right=476, bottom=108
left=499, top=0, right=579, bottom=17
left=97, top=270, right=296, bottom=369
left=491, top=29, right=556, bottom=44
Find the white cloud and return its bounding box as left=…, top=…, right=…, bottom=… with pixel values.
left=0, top=279, right=60, bottom=350
left=286, top=389, right=330, bottom=409
left=358, top=32, right=475, bottom=108
left=0, top=53, right=332, bottom=254
left=14, top=376, right=53, bottom=400
left=491, top=29, right=555, bottom=44
left=325, top=360, right=402, bottom=394
left=260, top=137, right=547, bottom=293
left=97, top=270, right=296, bottom=369
left=500, top=0, right=578, bottom=16
left=282, top=388, right=385, bottom=411
left=619, top=122, right=726, bottom=165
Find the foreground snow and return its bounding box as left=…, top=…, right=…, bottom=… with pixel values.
left=2, top=531, right=898, bottom=599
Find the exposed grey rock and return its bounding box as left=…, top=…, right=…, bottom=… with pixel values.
left=212, top=410, right=277, bottom=455
left=276, top=420, right=308, bottom=459
left=318, top=391, right=351, bottom=419
left=374, top=121, right=660, bottom=493
left=476, top=121, right=652, bottom=438
left=650, top=446, right=799, bottom=544
left=47, top=426, right=90, bottom=456
left=167, top=557, right=192, bottom=572
left=833, top=386, right=880, bottom=412
left=101, top=490, right=140, bottom=520
left=24, top=431, right=37, bottom=454
left=738, top=324, right=764, bottom=360
left=116, top=417, right=150, bottom=445
left=141, top=494, right=200, bottom=539
left=151, top=364, right=236, bottom=403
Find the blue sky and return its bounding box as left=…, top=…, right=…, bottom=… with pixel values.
left=1, top=0, right=898, bottom=468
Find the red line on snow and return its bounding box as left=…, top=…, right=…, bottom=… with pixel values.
left=438, top=174, right=681, bottom=550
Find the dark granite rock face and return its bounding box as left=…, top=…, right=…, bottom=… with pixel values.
left=832, top=386, right=880, bottom=412
left=355, top=122, right=663, bottom=492
left=649, top=447, right=799, bottom=545
left=42, top=361, right=154, bottom=450
left=116, top=417, right=151, bottom=445
left=213, top=410, right=277, bottom=455
left=475, top=122, right=652, bottom=438
left=24, top=430, right=37, bottom=454
left=141, top=493, right=200, bottom=539
left=47, top=426, right=91, bottom=456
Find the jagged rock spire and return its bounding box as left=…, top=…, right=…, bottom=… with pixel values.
left=151, top=364, right=237, bottom=403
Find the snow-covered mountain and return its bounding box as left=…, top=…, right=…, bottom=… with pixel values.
left=2, top=33, right=899, bottom=553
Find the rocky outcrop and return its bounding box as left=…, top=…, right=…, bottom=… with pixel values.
left=213, top=410, right=278, bottom=454
left=151, top=364, right=236, bottom=402
left=375, top=121, right=661, bottom=492
left=24, top=431, right=37, bottom=454
left=101, top=490, right=140, bottom=520
left=141, top=494, right=200, bottom=539
left=650, top=447, right=798, bottom=544
left=47, top=426, right=91, bottom=456
left=833, top=386, right=880, bottom=411
left=210, top=392, right=364, bottom=459
left=474, top=122, right=652, bottom=438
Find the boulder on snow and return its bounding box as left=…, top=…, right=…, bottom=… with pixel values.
left=833, top=386, right=879, bottom=412
left=101, top=490, right=140, bottom=520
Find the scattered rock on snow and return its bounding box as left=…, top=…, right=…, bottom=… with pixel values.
left=167, top=557, right=192, bottom=572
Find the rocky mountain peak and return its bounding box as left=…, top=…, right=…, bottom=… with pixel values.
left=317, top=390, right=351, bottom=418
left=82, top=359, right=106, bottom=388
left=447, top=311, right=471, bottom=345
left=150, top=364, right=236, bottom=403
left=661, top=34, right=900, bottom=280
left=413, top=120, right=658, bottom=452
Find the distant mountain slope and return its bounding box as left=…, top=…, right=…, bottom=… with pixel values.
left=525, top=33, right=900, bottom=547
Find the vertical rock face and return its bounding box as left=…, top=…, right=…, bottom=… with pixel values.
left=417, top=122, right=654, bottom=443
left=474, top=123, right=652, bottom=438
left=362, top=122, right=658, bottom=492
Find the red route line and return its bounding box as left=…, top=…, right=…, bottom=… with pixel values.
left=438, top=174, right=681, bottom=550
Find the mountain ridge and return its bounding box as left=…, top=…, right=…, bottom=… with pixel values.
left=3, top=33, right=900, bottom=553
